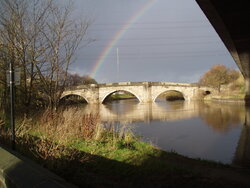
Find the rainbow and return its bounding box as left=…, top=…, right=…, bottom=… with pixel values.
left=90, top=0, right=158, bottom=78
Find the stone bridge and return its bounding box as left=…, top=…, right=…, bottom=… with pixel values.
left=61, top=82, right=214, bottom=104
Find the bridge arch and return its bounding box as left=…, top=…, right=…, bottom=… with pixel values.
left=60, top=92, right=89, bottom=104
left=153, top=89, right=188, bottom=102
left=101, top=89, right=142, bottom=103
left=204, top=90, right=211, bottom=95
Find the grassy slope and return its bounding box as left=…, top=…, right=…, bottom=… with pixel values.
left=64, top=138, right=250, bottom=187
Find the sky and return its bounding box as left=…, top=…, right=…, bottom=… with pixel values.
left=69, top=0, right=238, bottom=83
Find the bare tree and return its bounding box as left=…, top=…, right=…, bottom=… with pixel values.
left=66, top=73, right=97, bottom=86
left=32, top=1, right=90, bottom=110
left=0, top=0, right=53, bottom=110
left=0, top=42, right=9, bottom=110
left=0, top=0, right=90, bottom=111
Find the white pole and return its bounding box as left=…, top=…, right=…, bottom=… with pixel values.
left=116, top=47, right=119, bottom=81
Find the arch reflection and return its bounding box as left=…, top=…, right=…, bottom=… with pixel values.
left=80, top=100, right=245, bottom=132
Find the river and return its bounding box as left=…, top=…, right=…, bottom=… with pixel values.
left=76, top=98, right=250, bottom=166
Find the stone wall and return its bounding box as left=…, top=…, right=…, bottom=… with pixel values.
left=0, top=146, right=76, bottom=188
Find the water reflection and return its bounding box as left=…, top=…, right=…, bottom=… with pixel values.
left=199, top=102, right=245, bottom=133
left=93, top=100, right=245, bottom=129
left=233, top=106, right=250, bottom=167
left=77, top=99, right=249, bottom=165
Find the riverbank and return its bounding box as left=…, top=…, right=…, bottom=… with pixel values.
left=2, top=134, right=250, bottom=187
left=204, top=89, right=245, bottom=103
left=1, top=108, right=250, bottom=187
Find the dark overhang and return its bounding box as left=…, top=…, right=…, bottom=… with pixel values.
left=195, top=0, right=250, bottom=74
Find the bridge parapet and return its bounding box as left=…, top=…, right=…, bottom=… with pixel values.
left=99, top=82, right=147, bottom=87
left=151, top=82, right=196, bottom=87
left=64, top=84, right=98, bottom=91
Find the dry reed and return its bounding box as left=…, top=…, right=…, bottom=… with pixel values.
left=37, top=107, right=100, bottom=144
left=0, top=107, right=136, bottom=164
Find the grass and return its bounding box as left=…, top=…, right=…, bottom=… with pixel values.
left=208, top=91, right=245, bottom=101
left=1, top=107, right=250, bottom=187
left=69, top=138, right=156, bottom=164
left=211, top=94, right=245, bottom=100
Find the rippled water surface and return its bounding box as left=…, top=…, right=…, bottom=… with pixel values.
left=79, top=99, right=250, bottom=166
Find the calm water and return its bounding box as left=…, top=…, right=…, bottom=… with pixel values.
left=79, top=99, right=250, bottom=166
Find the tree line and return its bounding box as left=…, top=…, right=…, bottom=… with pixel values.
left=0, top=0, right=95, bottom=113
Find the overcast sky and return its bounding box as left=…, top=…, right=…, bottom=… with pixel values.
left=69, top=0, right=237, bottom=83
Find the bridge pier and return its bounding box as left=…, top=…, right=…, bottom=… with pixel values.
left=141, top=82, right=153, bottom=103
left=245, top=77, right=250, bottom=105
left=246, top=106, right=250, bottom=127
left=238, top=52, right=250, bottom=106
left=87, top=85, right=100, bottom=104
